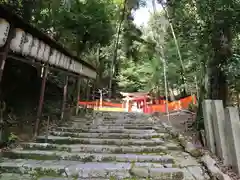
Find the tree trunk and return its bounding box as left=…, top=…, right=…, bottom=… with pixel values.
left=109, top=0, right=127, bottom=98
left=168, top=83, right=175, bottom=101
left=208, top=24, right=232, bottom=106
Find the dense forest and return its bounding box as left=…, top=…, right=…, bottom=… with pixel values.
left=1, top=0, right=240, bottom=128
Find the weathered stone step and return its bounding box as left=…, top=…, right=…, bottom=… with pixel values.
left=36, top=136, right=165, bottom=146
left=4, top=149, right=174, bottom=163
left=0, top=174, right=111, bottom=180
left=0, top=159, right=184, bottom=179
left=101, top=121, right=154, bottom=125
left=99, top=124, right=165, bottom=131
left=101, top=122, right=153, bottom=129
left=21, top=143, right=181, bottom=153
left=0, top=173, right=32, bottom=180
left=49, top=131, right=160, bottom=139
left=54, top=127, right=156, bottom=134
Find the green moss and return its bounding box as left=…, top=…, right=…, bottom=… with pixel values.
left=37, top=137, right=91, bottom=145
left=81, top=155, right=95, bottom=162
left=71, top=174, right=79, bottom=179
left=0, top=166, right=23, bottom=174
left=123, top=177, right=138, bottom=180
left=110, top=176, right=117, bottom=180
left=102, top=156, right=116, bottom=162
left=113, top=148, right=123, bottom=153
left=189, top=149, right=202, bottom=157
left=28, top=167, right=64, bottom=179
left=3, top=152, right=58, bottom=161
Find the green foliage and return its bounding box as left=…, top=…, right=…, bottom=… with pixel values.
left=8, top=132, right=18, bottom=142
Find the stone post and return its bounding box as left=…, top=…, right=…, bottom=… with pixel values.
left=202, top=100, right=215, bottom=153
left=225, top=107, right=240, bottom=174
left=211, top=100, right=229, bottom=165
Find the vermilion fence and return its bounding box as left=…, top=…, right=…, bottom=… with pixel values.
left=79, top=95, right=196, bottom=113
left=147, top=95, right=196, bottom=113
left=79, top=101, right=122, bottom=108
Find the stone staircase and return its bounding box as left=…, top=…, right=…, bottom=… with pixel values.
left=0, top=112, right=209, bottom=179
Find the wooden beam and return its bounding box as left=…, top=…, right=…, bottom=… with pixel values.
left=7, top=54, right=80, bottom=77
left=8, top=54, right=97, bottom=80
left=34, top=65, right=48, bottom=137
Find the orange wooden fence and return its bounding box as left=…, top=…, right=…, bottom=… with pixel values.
left=148, top=95, right=196, bottom=113
left=79, top=95, right=196, bottom=113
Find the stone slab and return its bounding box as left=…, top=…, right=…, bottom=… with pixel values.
left=225, top=107, right=240, bottom=174
left=49, top=131, right=159, bottom=139
left=21, top=143, right=172, bottom=153
left=211, top=100, right=229, bottom=164
left=130, top=167, right=184, bottom=180
left=202, top=100, right=215, bottom=153
left=1, top=159, right=179, bottom=178
left=4, top=149, right=174, bottom=163
left=0, top=173, right=32, bottom=180
left=187, top=166, right=210, bottom=180
left=36, top=136, right=165, bottom=146
left=54, top=127, right=156, bottom=134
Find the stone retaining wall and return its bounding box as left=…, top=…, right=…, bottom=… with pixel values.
left=202, top=99, right=240, bottom=177
left=156, top=113, right=231, bottom=180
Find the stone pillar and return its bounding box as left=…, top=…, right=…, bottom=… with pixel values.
left=202, top=100, right=215, bottom=153
left=225, top=107, right=240, bottom=174
left=211, top=100, right=229, bottom=165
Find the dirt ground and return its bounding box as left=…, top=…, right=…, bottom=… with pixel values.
left=157, top=111, right=202, bottom=145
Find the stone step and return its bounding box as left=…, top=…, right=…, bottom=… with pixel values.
left=54, top=127, right=157, bottom=134
left=49, top=131, right=160, bottom=139
left=0, top=173, right=32, bottom=180
left=36, top=136, right=165, bottom=146
left=101, top=121, right=154, bottom=125
left=0, top=159, right=184, bottom=179
left=71, top=122, right=93, bottom=125
left=101, top=123, right=156, bottom=130
left=21, top=143, right=181, bottom=153
left=4, top=149, right=174, bottom=163
left=0, top=174, right=111, bottom=180
left=99, top=124, right=165, bottom=131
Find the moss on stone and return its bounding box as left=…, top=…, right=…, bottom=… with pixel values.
left=113, top=148, right=123, bottom=153
left=3, top=152, right=58, bottom=161
left=189, top=149, right=202, bottom=157
left=102, top=156, right=116, bottom=162
left=81, top=155, right=95, bottom=162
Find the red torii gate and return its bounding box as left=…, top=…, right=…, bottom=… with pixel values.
left=120, top=92, right=151, bottom=113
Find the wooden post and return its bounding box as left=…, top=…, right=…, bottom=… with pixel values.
left=45, top=116, right=50, bottom=143
left=61, top=75, right=69, bottom=121
left=75, top=77, right=81, bottom=115
left=92, top=81, right=95, bottom=101
left=34, top=65, right=48, bottom=137
left=86, top=79, right=90, bottom=101
left=99, top=89, right=103, bottom=108
left=0, top=25, right=13, bottom=143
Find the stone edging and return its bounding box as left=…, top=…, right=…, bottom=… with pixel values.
left=153, top=119, right=231, bottom=180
